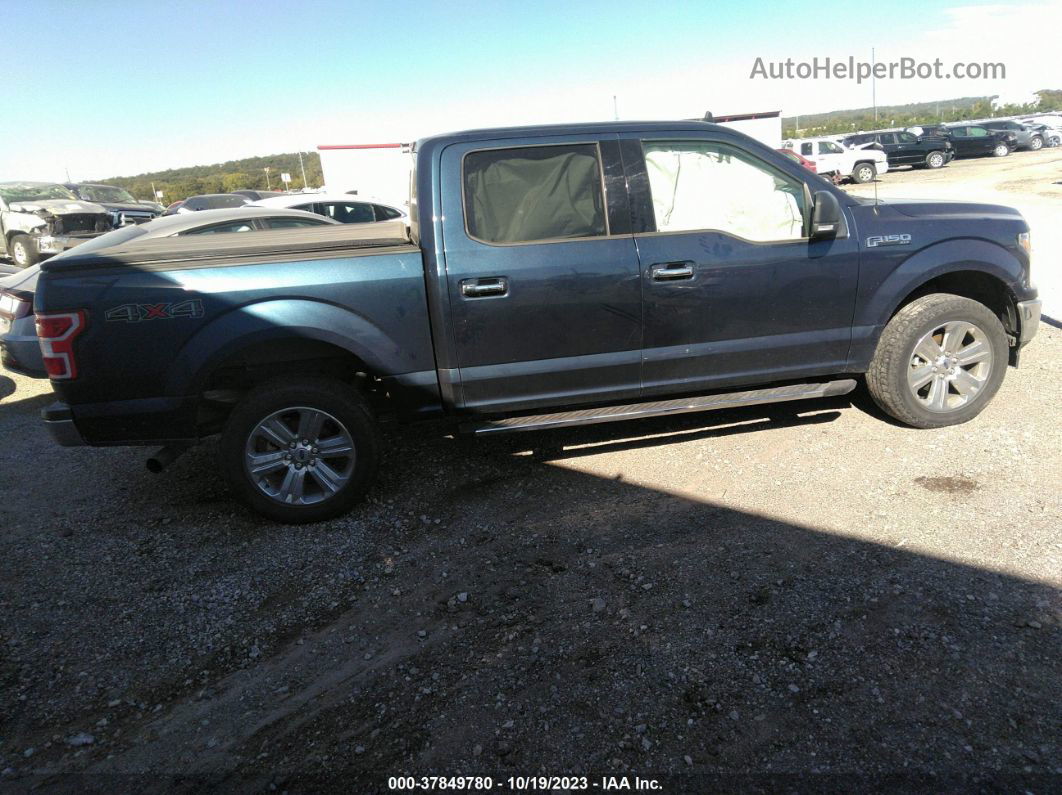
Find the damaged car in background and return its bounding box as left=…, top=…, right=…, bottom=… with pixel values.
left=64, top=182, right=160, bottom=226
left=0, top=182, right=112, bottom=268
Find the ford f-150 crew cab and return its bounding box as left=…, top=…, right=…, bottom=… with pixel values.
left=35, top=121, right=1042, bottom=522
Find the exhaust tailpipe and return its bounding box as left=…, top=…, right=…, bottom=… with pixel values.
left=146, top=443, right=190, bottom=474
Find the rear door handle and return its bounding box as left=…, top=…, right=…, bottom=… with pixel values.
left=460, top=277, right=509, bottom=297
left=649, top=261, right=695, bottom=281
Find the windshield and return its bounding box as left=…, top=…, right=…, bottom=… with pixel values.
left=76, top=185, right=137, bottom=203
left=0, top=183, right=78, bottom=203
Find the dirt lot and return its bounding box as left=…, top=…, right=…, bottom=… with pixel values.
left=2, top=153, right=1061, bottom=791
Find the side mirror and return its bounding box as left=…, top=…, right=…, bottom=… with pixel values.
left=810, top=190, right=842, bottom=241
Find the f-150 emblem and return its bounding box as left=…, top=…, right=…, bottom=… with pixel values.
left=105, top=300, right=204, bottom=323
left=866, top=234, right=912, bottom=248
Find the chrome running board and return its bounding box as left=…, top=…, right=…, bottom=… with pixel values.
left=461, top=379, right=857, bottom=436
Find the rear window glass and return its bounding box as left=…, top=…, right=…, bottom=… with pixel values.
left=463, top=144, right=606, bottom=244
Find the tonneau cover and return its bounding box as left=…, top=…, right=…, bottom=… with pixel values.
left=41, top=220, right=414, bottom=272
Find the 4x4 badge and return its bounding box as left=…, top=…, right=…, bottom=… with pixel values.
left=105, top=300, right=204, bottom=323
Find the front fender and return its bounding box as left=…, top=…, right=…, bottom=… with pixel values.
left=856, top=237, right=1026, bottom=331
left=165, top=298, right=412, bottom=395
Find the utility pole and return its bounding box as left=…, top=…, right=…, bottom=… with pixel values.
left=612, top=95, right=619, bottom=121
left=264, top=167, right=272, bottom=191
left=872, top=47, right=878, bottom=123
left=65, top=165, right=72, bottom=182
left=298, top=151, right=308, bottom=190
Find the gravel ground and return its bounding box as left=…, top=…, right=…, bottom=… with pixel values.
left=0, top=321, right=1059, bottom=791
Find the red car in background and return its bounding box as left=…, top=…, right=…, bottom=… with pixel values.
left=777, top=148, right=817, bottom=173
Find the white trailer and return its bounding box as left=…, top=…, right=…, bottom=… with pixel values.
left=712, top=110, right=783, bottom=149
left=317, top=143, right=412, bottom=202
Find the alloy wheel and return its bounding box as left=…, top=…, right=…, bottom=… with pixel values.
left=907, top=321, right=994, bottom=413
left=244, top=406, right=356, bottom=505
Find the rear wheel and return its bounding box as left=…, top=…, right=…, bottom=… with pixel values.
left=866, top=294, right=1008, bottom=429
left=851, top=162, right=876, bottom=183
left=219, top=377, right=380, bottom=523
left=925, top=151, right=945, bottom=169
left=9, top=235, right=39, bottom=268
left=992, top=143, right=1010, bottom=157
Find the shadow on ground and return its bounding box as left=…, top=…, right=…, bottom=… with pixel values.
left=1, top=393, right=1058, bottom=792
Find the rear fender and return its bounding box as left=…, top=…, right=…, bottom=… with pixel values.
left=166, top=298, right=404, bottom=395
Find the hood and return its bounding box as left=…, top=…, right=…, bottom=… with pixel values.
left=8, top=198, right=108, bottom=216
left=96, top=201, right=159, bottom=214
left=874, top=198, right=1025, bottom=223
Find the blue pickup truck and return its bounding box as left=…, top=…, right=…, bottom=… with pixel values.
left=35, top=121, right=1042, bottom=522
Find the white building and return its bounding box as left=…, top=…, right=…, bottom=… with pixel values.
left=317, top=142, right=412, bottom=201
left=711, top=110, right=783, bottom=149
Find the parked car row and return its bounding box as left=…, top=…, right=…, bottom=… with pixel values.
left=161, top=191, right=407, bottom=225
left=779, top=137, right=889, bottom=183
left=781, top=114, right=1060, bottom=185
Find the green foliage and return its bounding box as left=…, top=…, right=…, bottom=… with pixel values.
left=100, top=152, right=324, bottom=204
left=782, top=90, right=1062, bottom=138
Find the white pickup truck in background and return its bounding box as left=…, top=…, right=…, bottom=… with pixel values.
left=782, top=137, right=889, bottom=183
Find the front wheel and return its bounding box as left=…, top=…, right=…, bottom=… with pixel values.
left=992, top=143, right=1010, bottom=157
left=925, top=151, right=945, bottom=169
left=850, top=162, right=876, bottom=183
left=1028, top=135, right=1043, bottom=151
left=219, top=377, right=380, bottom=523
left=9, top=234, right=39, bottom=268
left=865, top=294, right=1008, bottom=429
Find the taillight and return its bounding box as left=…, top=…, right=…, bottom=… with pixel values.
left=0, top=290, right=32, bottom=320
left=35, top=310, right=87, bottom=380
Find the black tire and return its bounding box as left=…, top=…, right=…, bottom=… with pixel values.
left=925, top=150, right=946, bottom=169
left=1028, top=135, right=1043, bottom=151
left=992, top=143, right=1010, bottom=157
left=865, top=294, right=1008, bottom=429
left=850, top=162, right=876, bottom=183
left=219, top=377, right=380, bottom=523
left=9, top=234, right=39, bottom=268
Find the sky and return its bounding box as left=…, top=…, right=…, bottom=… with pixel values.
left=3, top=0, right=1060, bottom=181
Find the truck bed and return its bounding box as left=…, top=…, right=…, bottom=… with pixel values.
left=40, top=221, right=414, bottom=272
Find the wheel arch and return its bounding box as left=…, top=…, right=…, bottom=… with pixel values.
left=851, top=239, right=1026, bottom=367
left=166, top=298, right=410, bottom=398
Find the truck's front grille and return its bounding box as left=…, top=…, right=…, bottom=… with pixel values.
left=56, top=213, right=106, bottom=234
left=110, top=211, right=155, bottom=226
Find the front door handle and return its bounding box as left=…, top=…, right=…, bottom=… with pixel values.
left=460, top=277, right=509, bottom=297
left=649, top=261, right=695, bottom=281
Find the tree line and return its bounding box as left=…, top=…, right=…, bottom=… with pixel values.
left=100, top=152, right=324, bottom=204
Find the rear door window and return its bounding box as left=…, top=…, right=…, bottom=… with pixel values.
left=373, top=204, right=402, bottom=221
left=320, top=201, right=376, bottom=224
left=264, top=217, right=330, bottom=229
left=462, top=144, right=607, bottom=244
left=179, top=220, right=256, bottom=235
